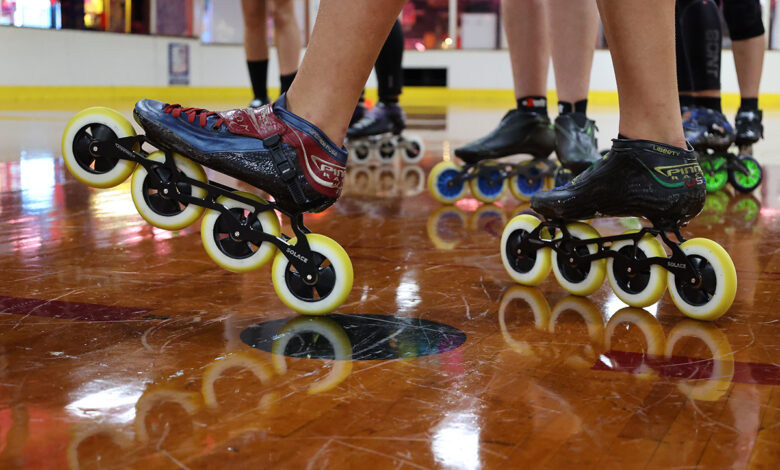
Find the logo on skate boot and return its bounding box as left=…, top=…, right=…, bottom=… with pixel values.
left=306, top=154, right=346, bottom=190
left=652, top=163, right=704, bottom=188
left=652, top=145, right=680, bottom=157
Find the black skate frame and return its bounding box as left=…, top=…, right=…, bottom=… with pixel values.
left=514, top=220, right=705, bottom=288
left=445, top=158, right=558, bottom=193
left=96, top=135, right=322, bottom=281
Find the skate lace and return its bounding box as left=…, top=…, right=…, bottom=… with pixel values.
left=164, top=104, right=225, bottom=130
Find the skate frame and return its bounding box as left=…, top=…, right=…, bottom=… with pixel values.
left=515, top=220, right=705, bottom=289
left=96, top=135, right=322, bottom=282
left=446, top=158, right=558, bottom=192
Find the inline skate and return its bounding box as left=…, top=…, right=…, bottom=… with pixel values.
left=553, top=112, right=601, bottom=185
left=500, top=138, right=737, bottom=321
left=684, top=107, right=762, bottom=193
left=345, top=101, right=425, bottom=165
left=734, top=108, right=763, bottom=155
left=428, top=109, right=558, bottom=204
left=61, top=96, right=353, bottom=315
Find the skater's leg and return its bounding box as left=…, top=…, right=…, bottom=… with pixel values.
left=242, top=0, right=270, bottom=103
left=723, top=0, right=765, bottom=102
left=597, top=0, right=685, bottom=147
left=375, top=19, right=404, bottom=103
left=549, top=0, right=598, bottom=109
left=286, top=0, right=407, bottom=144
left=270, top=0, right=301, bottom=94
left=503, top=0, right=550, bottom=104
left=677, top=0, right=723, bottom=112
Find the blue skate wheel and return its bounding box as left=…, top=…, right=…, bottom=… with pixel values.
left=428, top=161, right=466, bottom=204
left=468, top=163, right=507, bottom=203
left=509, top=165, right=545, bottom=202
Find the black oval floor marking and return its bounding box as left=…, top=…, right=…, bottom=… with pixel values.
left=240, top=314, right=466, bottom=361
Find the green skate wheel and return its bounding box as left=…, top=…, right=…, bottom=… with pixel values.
left=606, top=232, right=668, bottom=308
left=271, top=234, right=353, bottom=315
left=728, top=155, right=762, bottom=193
left=700, top=155, right=728, bottom=193
left=62, top=107, right=138, bottom=188
left=551, top=222, right=606, bottom=296
left=201, top=191, right=281, bottom=272
left=428, top=161, right=466, bottom=204
left=468, top=162, right=507, bottom=203
left=501, top=214, right=552, bottom=286
left=130, top=152, right=208, bottom=230
left=667, top=238, right=736, bottom=321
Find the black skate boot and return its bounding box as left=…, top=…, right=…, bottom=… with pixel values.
left=501, top=138, right=736, bottom=321
left=734, top=108, right=763, bottom=151
left=553, top=112, right=600, bottom=186
left=345, top=101, right=423, bottom=164
left=682, top=107, right=735, bottom=151
left=454, top=109, right=555, bottom=163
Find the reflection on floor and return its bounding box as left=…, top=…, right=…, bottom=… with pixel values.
left=0, top=103, right=779, bottom=469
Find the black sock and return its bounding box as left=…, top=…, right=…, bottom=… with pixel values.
left=247, top=60, right=269, bottom=101
left=740, top=97, right=759, bottom=111
left=280, top=71, right=297, bottom=95
left=694, top=96, right=722, bottom=113
left=517, top=96, right=547, bottom=115
left=379, top=96, right=399, bottom=105
left=558, top=101, right=574, bottom=114
left=679, top=94, right=694, bottom=109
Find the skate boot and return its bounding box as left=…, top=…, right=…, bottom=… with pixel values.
left=61, top=96, right=353, bottom=315
left=345, top=101, right=424, bottom=165
left=734, top=108, right=763, bottom=153
left=428, top=110, right=556, bottom=204
left=553, top=112, right=600, bottom=186
left=682, top=107, right=735, bottom=150
left=249, top=97, right=270, bottom=108
left=500, top=138, right=736, bottom=321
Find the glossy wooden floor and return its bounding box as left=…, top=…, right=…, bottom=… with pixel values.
left=1, top=103, right=780, bottom=470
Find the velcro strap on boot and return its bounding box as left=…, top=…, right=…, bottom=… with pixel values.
left=263, top=134, right=306, bottom=205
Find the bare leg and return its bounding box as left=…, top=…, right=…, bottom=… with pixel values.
left=286, top=0, right=406, bottom=143
left=597, top=0, right=685, bottom=147
left=732, top=35, right=764, bottom=99
left=549, top=0, right=598, bottom=104
left=242, top=0, right=268, bottom=61
left=271, top=0, right=302, bottom=75
left=503, top=0, right=550, bottom=100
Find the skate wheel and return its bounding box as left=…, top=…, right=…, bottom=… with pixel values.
left=700, top=156, right=728, bottom=193
left=607, top=232, right=668, bottom=308
left=200, top=191, right=282, bottom=272
left=667, top=238, right=736, bottom=321
left=470, top=204, right=507, bottom=233
left=401, top=135, right=425, bottom=164
left=271, top=234, right=353, bottom=315
left=551, top=222, right=606, bottom=296
left=62, top=107, right=138, bottom=188
left=427, top=161, right=466, bottom=204
left=375, top=136, right=397, bottom=164
left=427, top=206, right=467, bottom=250
left=509, top=163, right=545, bottom=201
left=728, top=155, right=762, bottom=193
left=349, top=141, right=372, bottom=165
left=501, top=214, right=552, bottom=286
left=469, top=162, right=507, bottom=203
left=131, top=152, right=208, bottom=230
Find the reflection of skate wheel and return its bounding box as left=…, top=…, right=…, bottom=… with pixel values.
left=135, top=388, right=201, bottom=442
left=552, top=223, right=606, bottom=296
left=607, top=232, right=668, bottom=308
left=201, top=351, right=273, bottom=408
left=729, top=194, right=760, bottom=225
left=426, top=206, right=467, bottom=250
left=498, top=286, right=552, bottom=356
left=469, top=162, right=507, bottom=203
left=376, top=166, right=398, bottom=193
left=349, top=166, right=374, bottom=193
left=375, top=135, right=397, bottom=163
left=400, top=166, right=425, bottom=196
left=550, top=296, right=605, bottom=367
left=470, top=204, right=507, bottom=235
left=200, top=191, right=282, bottom=272
left=349, top=140, right=372, bottom=165
left=701, top=155, right=728, bottom=193
left=501, top=214, right=552, bottom=286
left=428, top=161, right=466, bottom=204
left=728, top=155, right=762, bottom=193
left=667, top=238, right=736, bottom=321
left=604, top=307, right=664, bottom=379
left=271, top=316, right=353, bottom=395
left=271, top=234, right=353, bottom=315
left=62, top=107, right=138, bottom=188
left=665, top=320, right=733, bottom=401
left=130, top=151, right=208, bottom=230
left=401, top=135, right=425, bottom=164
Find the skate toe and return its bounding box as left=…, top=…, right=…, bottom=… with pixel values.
left=133, top=99, right=168, bottom=124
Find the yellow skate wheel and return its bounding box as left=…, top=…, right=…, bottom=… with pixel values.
left=501, top=214, right=552, bottom=286
left=130, top=151, right=208, bottom=230
left=62, top=107, right=138, bottom=188
left=667, top=238, right=736, bottom=321
left=607, top=232, right=668, bottom=308
left=271, top=234, right=353, bottom=315
left=201, top=191, right=282, bottom=272
left=551, top=222, right=606, bottom=296
left=468, top=162, right=507, bottom=203
left=428, top=161, right=466, bottom=204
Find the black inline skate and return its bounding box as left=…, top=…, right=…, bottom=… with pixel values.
left=684, top=107, right=762, bottom=193
left=428, top=109, right=557, bottom=204
left=345, top=101, right=424, bottom=165
left=553, top=112, right=601, bottom=186
left=734, top=108, right=763, bottom=155
left=500, top=138, right=737, bottom=320
left=61, top=96, right=353, bottom=315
